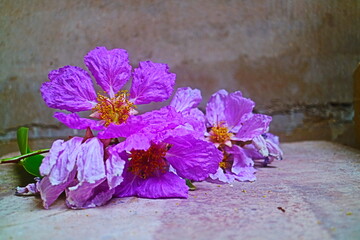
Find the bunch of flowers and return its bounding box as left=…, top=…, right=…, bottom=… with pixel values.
left=1, top=47, right=282, bottom=209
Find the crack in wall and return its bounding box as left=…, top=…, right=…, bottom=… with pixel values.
left=257, top=102, right=354, bottom=122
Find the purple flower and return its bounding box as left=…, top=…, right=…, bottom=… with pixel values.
left=243, top=133, right=283, bottom=166
left=37, top=136, right=123, bottom=209
left=204, top=90, right=272, bottom=183
left=104, top=107, right=222, bottom=198
left=40, top=46, right=176, bottom=131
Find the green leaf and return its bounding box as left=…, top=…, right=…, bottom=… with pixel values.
left=17, top=127, right=31, bottom=154
left=186, top=179, right=196, bottom=191
left=16, top=127, right=43, bottom=177
left=20, top=154, right=44, bottom=177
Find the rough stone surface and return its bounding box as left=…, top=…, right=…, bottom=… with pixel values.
left=0, top=1, right=359, bottom=147
left=0, top=141, right=359, bottom=240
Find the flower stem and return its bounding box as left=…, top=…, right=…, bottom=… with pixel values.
left=0, top=149, right=50, bottom=164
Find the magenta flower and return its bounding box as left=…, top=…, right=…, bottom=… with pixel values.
left=243, top=133, right=283, bottom=166
left=40, top=46, right=176, bottom=131
left=101, top=106, right=222, bottom=198
left=204, top=89, right=272, bottom=183
left=37, top=136, right=123, bottom=209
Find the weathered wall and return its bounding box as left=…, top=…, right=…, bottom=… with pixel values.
left=0, top=0, right=359, bottom=149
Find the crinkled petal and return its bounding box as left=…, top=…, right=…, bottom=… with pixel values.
left=41, top=66, right=97, bottom=112
left=37, top=137, right=83, bottom=209
left=252, top=135, right=269, bottom=157
left=233, top=168, right=257, bottom=182
left=37, top=170, right=77, bottom=209
left=207, top=168, right=235, bottom=184
left=228, top=145, right=256, bottom=182
left=125, top=133, right=153, bottom=150
left=66, top=179, right=114, bottom=209
left=267, top=139, right=284, bottom=162
left=48, top=137, right=83, bottom=185
left=84, top=46, right=131, bottom=97
left=64, top=137, right=112, bottom=209
left=106, top=147, right=126, bottom=189
left=105, top=154, right=125, bottom=189
left=235, top=114, right=272, bottom=141
left=130, top=61, right=175, bottom=105
left=225, top=94, right=255, bottom=132
left=39, top=137, right=82, bottom=183
left=98, top=106, right=183, bottom=139
left=39, top=139, right=64, bottom=176
left=113, top=161, right=144, bottom=198
left=136, top=172, right=188, bottom=198
left=16, top=179, right=40, bottom=196
left=75, top=138, right=106, bottom=184
left=181, top=108, right=207, bottom=136
left=170, top=87, right=202, bottom=112
left=205, top=89, right=228, bottom=127
left=243, top=143, right=265, bottom=160
left=54, top=112, right=104, bottom=131
left=165, top=135, right=222, bottom=181
left=98, top=116, right=147, bottom=139
left=265, top=133, right=280, bottom=145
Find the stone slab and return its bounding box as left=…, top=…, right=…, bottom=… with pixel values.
left=0, top=141, right=359, bottom=240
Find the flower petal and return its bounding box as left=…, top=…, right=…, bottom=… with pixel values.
left=113, top=162, right=144, bottom=198
left=39, top=139, right=64, bottom=176
left=37, top=137, right=83, bottom=208
left=16, top=179, right=40, bottom=196
left=84, top=46, right=132, bottom=97
left=136, top=172, right=188, bottom=198
left=251, top=135, right=270, bottom=157
left=37, top=174, right=76, bottom=209
left=165, top=135, right=222, bottom=181
left=98, top=106, right=183, bottom=139
left=48, top=137, right=83, bottom=185
left=228, top=145, right=257, bottom=182
left=106, top=147, right=126, bottom=189
left=64, top=137, right=112, bottom=209
left=266, top=136, right=283, bottom=162
left=66, top=180, right=114, bottom=209
left=208, top=168, right=235, bottom=184
left=130, top=61, right=176, bottom=105
left=75, top=138, right=106, bottom=184
left=41, top=66, right=97, bottom=112
left=205, top=89, right=228, bottom=127
left=54, top=112, right=104, bottom=131
left=224, top=93, right=255, bottom=132
left=170, top=87, right=202, bottom=112
left=235, top=114, right=272, bottom=141
left=265, top=133, right=280, bottom=145
left=181, top=108, right=207, bottom=136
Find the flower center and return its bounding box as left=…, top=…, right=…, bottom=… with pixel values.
left=209, top=124, right=233, bottom=145
left=92, top=90, right=135, bottom=126
left=128, top=143, right=169, bottom=179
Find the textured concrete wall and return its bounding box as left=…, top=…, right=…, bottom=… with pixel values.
left=0, top=0, right=359, bottom=147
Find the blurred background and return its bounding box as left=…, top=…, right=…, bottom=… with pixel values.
left=1, top=0, right=359, bottom=155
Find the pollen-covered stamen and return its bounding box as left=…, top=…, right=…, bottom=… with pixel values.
left=91, top=90, right=135, bottom=126
left=128, top=144, right=169, bottom=179
left=209, top=124, right=233, bottom=146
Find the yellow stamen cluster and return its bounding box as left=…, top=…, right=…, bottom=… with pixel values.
left=128, top=144, right=169, bottom=179
left=92, top=90, right=135, bottom=126
left=209, top=125, right=233, bottom=145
